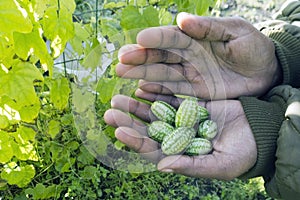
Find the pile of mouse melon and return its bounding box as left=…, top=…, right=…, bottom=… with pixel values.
left=148, top=97, right=217, bottom=156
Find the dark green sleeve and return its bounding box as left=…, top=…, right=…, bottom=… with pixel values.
left=239, top=86, right=300, bottom=200
left=259, top=0, right=300, bottom=87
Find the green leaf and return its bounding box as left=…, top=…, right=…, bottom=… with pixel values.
left=12, top=126, right=36, bottom=144
left=159, top=9, right=173, bottom=25
left=0, top=131, right=13, bottom=163
left=59, top=0, right=76, bottom=13
left=0, top=35, right=14, bottom=66
left=104, top=2, right=126, bottom=9
left=71, top=84, right=95, bottom=113
left=96, top=78, right=118, bottom=104
left=0, top=62, right=43, bottom=107
left=48, top=120, right=61, bottom=139
left=25, top=183, right=57, bottom=200
left=19, top=102, right=41, bottom=123
left=69, top=23, right=91, bottom=55
left=13, top=28, right=53, bottom=73
left=80, top=166, right=98, bottom=180
left=86, top=130, right=108, bottom=156
left=41, top=6, right=74, bottom=58
left=81, top=39, right=102, bottom=71
left=1, top=162, right=35, bottom=188
left=0, top=115, right=10, bottom=129
left=143, top=6, right=160, bottom=27
left=100, top=18, right=121, bottom=38
left=195, top=0, right=210, bottom=15
left=49, top=77, right=71, bottom=111
left=0, top=95, right=22, bottom=123
left=0, top=0, right=33, bottom=34
left=120, top=6, right=146, bottom=30
left=77, top=146, right=95, bottom=165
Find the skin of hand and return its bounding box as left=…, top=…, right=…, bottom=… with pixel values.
left=116, top=12, right=282, bottom=100
left=104, top=91, right=257, bottom=180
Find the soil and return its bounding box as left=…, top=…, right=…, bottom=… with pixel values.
left=215, top=0, right=287, bottom=23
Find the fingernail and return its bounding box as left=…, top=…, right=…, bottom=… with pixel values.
left=159, top=168, right=174, bottom=173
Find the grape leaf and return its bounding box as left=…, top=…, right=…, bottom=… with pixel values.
left=81, top=40, right=102, bottom=71
left=159, top=9, right=173, bottom=25
left=11, top=140, right=38, bottom=161
left=25, top=183, right=57, bottom=200
left=195, top=0, right=210, bottom=15
left=120, top=6, right=147, bottom=30
left=13, top=28, right=53, bottom=73
left=0, top=62, right=43, bottom=107
left=0, top=131, right=13, bottom=163
left=19, top=102, right=41, bottom=123
left=1, top=163, right=35, bottom=188
left=71, top=84, right=95, bottom=113
left=69, top=23, right=91, bottom=55
left=41, top=6, right=74, bottom=58
left=0, top=0, right=33, bottom=34
left=96, top=78, right=118, bottom=104
left=48, top=120, right=61, bottom=139
left=12, top=126, right=36, bottom=144
left=0, top=115, right=10, bottom=129
left=49, top=77, right=71, bottom=111
left=143, top=6, right=160, bottom=27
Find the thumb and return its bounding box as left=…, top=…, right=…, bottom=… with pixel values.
left=176, top=12, right=244, bottom=41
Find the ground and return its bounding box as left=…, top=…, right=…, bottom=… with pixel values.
left=216, top=0, right=287, bottom=23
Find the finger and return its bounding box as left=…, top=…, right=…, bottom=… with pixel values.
left=116, top=63, right=185, bottom=81
left=110, top=94, right=156, bottom=123
left=138, top=80, right=211, bottom=99
left=135, top=89, right=182, bottom=108
left=104, top=109, right=147, bottom=135
left=177, top=12, right=241, bottom=41
left=157, top=153, right=238, bottom=180
left=137, top=26, right=193, bottom=49
left=118, top=44, right=183, bottom=65
left=115, top=127, right=163, bottom=163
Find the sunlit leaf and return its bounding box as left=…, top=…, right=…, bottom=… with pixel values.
left=96, top=78, right=118, bottom=104
left=0, top=62, right=43, bottom=107
left=71, top=84, right=95, bottom=113
left=0, top=115, right=10, bottom=129
left=41, top=6, right=74, bottom=58
left=81, top=39, right=102, bottom=71
left=69, top=23, right=91, bottom=55
left=13, top=28, right=53, bottom=72
left=0, top=131, right=13, bottom=163
left=25, top=183, right=57, bottom=200
left=49, top=77, right=71, bottom=111
left=19, top=102, right=41, bottom=123
left=1, top=163, right=35, bottom=188
left=12, top=126, right=36, bottom=144
left=143, top=6, right=160, bottom=27
left=48, top=120, right=60, bottom=139
left=120, top=6, right=146, bottom=30
left=0, top=0, right=33, bottom=34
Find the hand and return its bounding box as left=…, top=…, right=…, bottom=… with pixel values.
left=117, top=12, right=281, bottom=100
left=104, top=91, right=257, bottom=180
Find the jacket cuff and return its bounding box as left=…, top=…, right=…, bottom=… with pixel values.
left=238, top=95, right=286, bottom=179
left=261, top=25, right=300, bottom=87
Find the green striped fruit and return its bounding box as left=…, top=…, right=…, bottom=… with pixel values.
left=185, top=138, right=213, bottom=156
left=162, top=127, right=196, bottom=155
left=148, top=121, right=174, bottom=143
left=198, top=105, right=209, bottom=122
left=175, top=97, right=199, bottom=128
left=198, top=120, right=218, bottom=140
left=151, top=101, right=176, bottom=125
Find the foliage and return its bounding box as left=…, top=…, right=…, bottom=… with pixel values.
left=0, top=0, right=272, bottom=199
